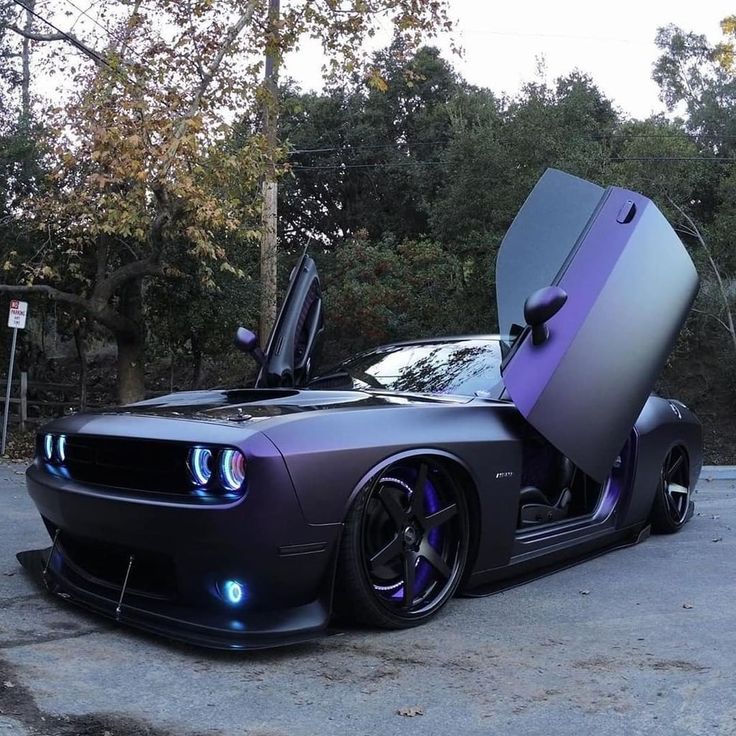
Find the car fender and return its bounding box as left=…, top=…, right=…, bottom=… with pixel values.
left=619, top=395, right=703, bottom=528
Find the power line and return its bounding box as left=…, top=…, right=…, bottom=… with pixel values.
left=10, top=0, right=110, bottom=68
left=9, top=0, right=145, bottom=92
left=63, top=0, right=120, bottom=41
left=291, top=160, right=447, bottom=170
left=290, top=156, right=736, bottom=172
left=288, top=134, right=736, bottom=157
left=463, top=29, right=651, bottom=46
left=59, top=0, right=154, bottom=70
left=610, top=156, right=736, bottom=162
left=289, top=140, right=447, bottom=155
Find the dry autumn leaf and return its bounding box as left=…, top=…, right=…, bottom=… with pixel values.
left=397, top=706, right=424, bottom=717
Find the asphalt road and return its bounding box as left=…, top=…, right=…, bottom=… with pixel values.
left=1, top=461, right=735, bottom=736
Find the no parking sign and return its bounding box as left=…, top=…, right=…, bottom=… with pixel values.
left=7, top=299, right=28, bottom=329
left=2, top=299, right=29, bottom=454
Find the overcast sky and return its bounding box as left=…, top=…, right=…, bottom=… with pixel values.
left=286, top=0, right=734, bottom=119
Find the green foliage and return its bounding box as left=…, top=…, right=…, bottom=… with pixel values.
left=320, top=235, right=492, bottom=365
left=278, top=44, right=462, bottom=249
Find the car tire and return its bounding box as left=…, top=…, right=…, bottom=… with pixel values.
left=649, top=446, right=692, bottom=534
left=335, top=457, right=469, bottom=629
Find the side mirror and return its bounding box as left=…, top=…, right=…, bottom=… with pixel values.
left=234, top=327, right=266, bottom=366
left=523, top=286, right=568, bottom=346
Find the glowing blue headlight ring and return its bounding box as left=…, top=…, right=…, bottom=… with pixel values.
left=219, top=449, right=246, bottom=492
left=223, top=580, right=244, bottom=605
left=188, top=447, right=213, bottom=486
left=57, top=435, right=67, bottom=463
left=43, top=434, right=54, bottom=462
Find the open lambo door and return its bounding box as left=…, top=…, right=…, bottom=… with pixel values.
left=252, top=250, right=323, bottom=388
left=498, top=169, right=699, bottom=482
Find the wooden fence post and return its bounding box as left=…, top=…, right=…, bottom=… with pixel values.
left=20, top=371, right=27, bottom=431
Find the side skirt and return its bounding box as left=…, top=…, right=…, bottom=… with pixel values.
left=461, top=523, right=649, bottom=598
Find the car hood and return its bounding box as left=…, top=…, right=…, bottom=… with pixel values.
left=117, top=387, right=473, bottom=424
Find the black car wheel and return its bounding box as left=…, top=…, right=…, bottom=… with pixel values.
left=650, top=446, right=691, bottom=534
left=336, top=458, right=469, bottom=628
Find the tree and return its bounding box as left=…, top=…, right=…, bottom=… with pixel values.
left=0, top=0, right=454, bottom=403
left=653, top=23, right=736, bottom=156
left=279, top=43, right=462, bottom=252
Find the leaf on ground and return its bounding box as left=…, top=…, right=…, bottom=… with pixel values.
left=2, top=681, right=14, bottom=688
left=682, top=602, right=694, bottom=609
left=397, top=706, right=424, bottom=717
left=579, top=589, right=590, bottom=595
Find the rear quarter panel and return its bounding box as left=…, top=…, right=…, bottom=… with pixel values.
left=619, top=395, right=703, bottom=528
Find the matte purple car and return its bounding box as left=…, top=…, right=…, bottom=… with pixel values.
left=19, top=169, right=702, bottom=649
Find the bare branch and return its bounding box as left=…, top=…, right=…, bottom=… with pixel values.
left=5, top=23, right=65, bottom=41
left=0, top=283, right=135, bottom=335
left=691, top=307, right=732, bottom=333
left=94, top=256, right=161, bottom=304
left=0, top=282, right=89, bottom=310
left=158, top=0, right=260, bottom=177
left=669, top=196, right=736, bottom=356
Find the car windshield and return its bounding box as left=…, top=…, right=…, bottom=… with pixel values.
left=319, top=339, right=503, bottom=396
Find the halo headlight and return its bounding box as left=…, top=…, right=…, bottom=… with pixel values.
left=43, top=434, right=54, bottom=462
left=57, top=435, right=67, bottom=463
left=188, top=447, right=213, bottom=486
left=219, top=449, right=246, bottom=492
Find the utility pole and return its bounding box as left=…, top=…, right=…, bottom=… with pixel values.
left=20, top=1, right=34, bottom=125
left=259, top=0, right=280, bottom=346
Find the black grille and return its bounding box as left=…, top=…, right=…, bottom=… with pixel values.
left=56, top=527, right=177, bottom=599
left=63, top=435, right=191, bottom=496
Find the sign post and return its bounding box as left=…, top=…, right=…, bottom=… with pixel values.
left=2, top=300, right=28, bottom=455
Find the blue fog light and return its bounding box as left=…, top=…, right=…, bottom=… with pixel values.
left=43, top=434, right=54, bottom=462
left=223, top=580, right=244, bottom=605
left=188, top=447, right=213, bottom=486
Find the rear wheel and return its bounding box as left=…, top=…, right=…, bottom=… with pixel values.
left=336, top=458, right=469, bottom=628
left=650, top=446, right=691, bottom=534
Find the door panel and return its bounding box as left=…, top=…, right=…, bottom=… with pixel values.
left=501, top=184, right=698, bottom=482
left=257, top=253, right=323, bottom=388
left=496, top=169, right=604, bottom=344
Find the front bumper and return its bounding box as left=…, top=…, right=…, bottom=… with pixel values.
left=18, top=547, right=331, bottom=650
left=22, top=438, right=341, bottom=650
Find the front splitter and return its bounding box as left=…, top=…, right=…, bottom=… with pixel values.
left=17, top=547, right=330, bottom=651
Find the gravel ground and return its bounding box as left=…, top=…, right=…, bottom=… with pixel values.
left=1, top=461, right=735, bottom=736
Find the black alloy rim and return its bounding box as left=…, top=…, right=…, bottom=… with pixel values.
left=661, top=447, right=690, bottom=523
left=360, top=460, right=465, bottom=617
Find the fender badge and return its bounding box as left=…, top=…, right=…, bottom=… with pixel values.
left=495, top=471, right=514, bottom=479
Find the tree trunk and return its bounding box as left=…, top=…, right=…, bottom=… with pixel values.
left=115, top=278, right=146, bottom=404
left=20, top=1, right=33, bottom=126
left=116, top=331, right=145, bottom=405
left=258, top=0, right=280, bottom=346
left=191, top=329, right=202, bottom=389
left=74, top=326, right=88, bottom=411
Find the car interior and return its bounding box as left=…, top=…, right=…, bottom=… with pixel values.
left=518, top=432, right=606, bottom=529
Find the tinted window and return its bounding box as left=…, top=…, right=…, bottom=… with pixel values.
left=495, top=169, right=604, bottom=347
left=321, top=340, right=502, bottom=396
